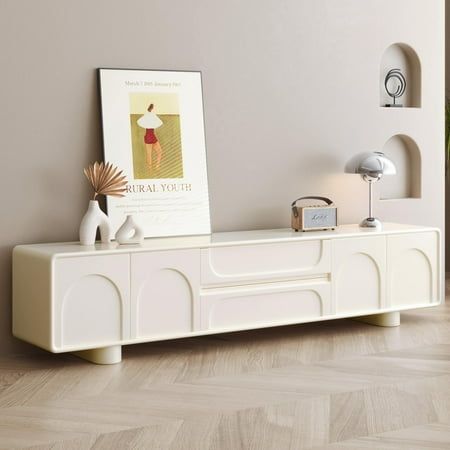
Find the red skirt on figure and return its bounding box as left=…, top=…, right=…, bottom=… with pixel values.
left=144, top=129, right=158, bottom=144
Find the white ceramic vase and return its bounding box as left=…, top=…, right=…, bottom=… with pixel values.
left=115, top=215, right=144, bottom=245
left=79, top=200, right=111, bottom=245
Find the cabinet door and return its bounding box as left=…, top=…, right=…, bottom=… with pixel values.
left=131, top=250, right=200, bottom=339
left=332, top=236, right=386, bottom=314
left=387, top=231, right=440, bottom=308
left=54, top=254, right=130, bottom=351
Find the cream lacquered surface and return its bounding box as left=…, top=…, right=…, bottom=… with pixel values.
left=12, top=224, right=442, bottom=364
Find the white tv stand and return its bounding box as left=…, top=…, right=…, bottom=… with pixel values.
left=12, top=224, right=441, bottom=364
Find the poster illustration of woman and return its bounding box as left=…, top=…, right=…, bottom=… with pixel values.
left=137, top=103, right=163, bottom=171
left=129, top=92, right=183, bottom=179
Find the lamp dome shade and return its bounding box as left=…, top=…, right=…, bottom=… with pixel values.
left=345, top=151, right=396, bottom=177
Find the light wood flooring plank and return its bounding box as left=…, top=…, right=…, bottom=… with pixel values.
left=316, top=422, right=450, bottom=449
left=329, top=390, right=368, bottom=443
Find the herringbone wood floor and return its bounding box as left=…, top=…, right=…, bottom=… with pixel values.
left=2, top=285, right=450, bottom=449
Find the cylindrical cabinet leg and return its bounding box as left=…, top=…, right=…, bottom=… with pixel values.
left=73, top=345, right=122, bottom=364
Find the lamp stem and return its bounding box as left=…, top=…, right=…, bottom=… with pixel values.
left=368, top=180, right=373, bottom=219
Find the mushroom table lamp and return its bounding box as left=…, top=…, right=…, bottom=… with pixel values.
left=345, top=151, right=396, bottom=230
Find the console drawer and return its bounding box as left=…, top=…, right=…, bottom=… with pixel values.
left=200, top=280, right=331, bottom=331
left=201, top=240, right=330, bottom=286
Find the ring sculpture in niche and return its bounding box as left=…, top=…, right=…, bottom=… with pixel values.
left=384, top=68, right=406, bottom=107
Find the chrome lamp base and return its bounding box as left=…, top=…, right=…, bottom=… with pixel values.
left=360, top=217, right=382, bottom=230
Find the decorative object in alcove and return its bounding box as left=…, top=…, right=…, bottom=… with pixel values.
left=79, top=162, right=128, bottom=246
left=115, top=215, right=144, bottom=245
left=380, top=43, right=421, bottom=108
left=384, top=68, right=406, bottom=107
left=291, top=196, right=337, bottom=232
left=345, top=152, right=396, bottom=230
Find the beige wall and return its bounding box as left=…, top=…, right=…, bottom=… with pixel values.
left=0, top=0, right=444, bottom=355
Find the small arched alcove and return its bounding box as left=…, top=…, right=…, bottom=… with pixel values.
left=380, top=134, right=421, bottom=200
left=380, top=43, right=421, bottom=108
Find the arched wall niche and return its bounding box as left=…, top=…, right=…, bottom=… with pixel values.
left=380, top=134, right=421, bottom=200
left=380, top=43, right=421, bottom=108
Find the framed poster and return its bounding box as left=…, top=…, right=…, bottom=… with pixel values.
left=98, top=68, right=211, bottom=238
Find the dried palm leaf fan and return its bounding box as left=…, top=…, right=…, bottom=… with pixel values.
left=84, top=161, right=127, bottom=199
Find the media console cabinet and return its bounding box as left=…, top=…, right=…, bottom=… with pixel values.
left=13, top=223, right=442, bottom=364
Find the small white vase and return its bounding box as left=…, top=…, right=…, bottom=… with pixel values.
left=79, top=200, right=111, bottom=245
left=115, top=215, right=144, bottom=245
